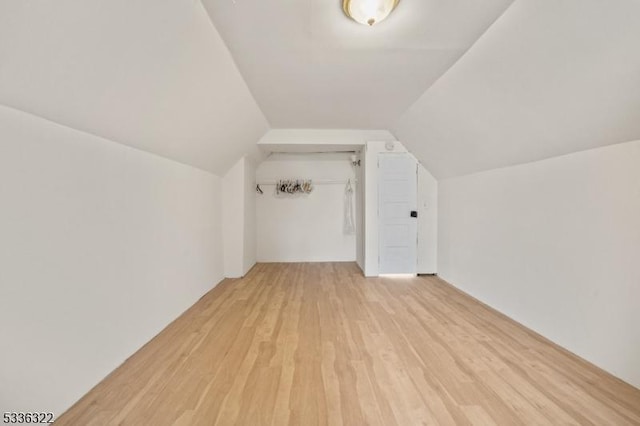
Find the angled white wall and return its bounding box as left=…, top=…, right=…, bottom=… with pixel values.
left=223, top=156, right=257, bottom=277
left=394, top=0, right=640, bottom=178
left=0, top=0, right=269, bottom=175
left=438, top=140, right=640, bottom=388
left=0, top=106, right=224, bottom=415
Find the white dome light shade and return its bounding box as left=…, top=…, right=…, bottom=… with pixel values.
left=343, top=0, right=400, bottom=26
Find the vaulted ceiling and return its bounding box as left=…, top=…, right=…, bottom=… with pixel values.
left=1, top=0, right=639, bottom=178
left=0, top=0, right=268, bottom=175
left=202, top=0, right=514, bottom=129
left=394, top=0, right=640, bottom=178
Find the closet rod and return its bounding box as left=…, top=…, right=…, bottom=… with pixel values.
left=256, top=179, right=357, bottom=185
left=268, top=150, right=358, bottom=155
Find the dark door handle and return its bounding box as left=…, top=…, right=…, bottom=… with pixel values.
left=410, top=211, right=418, bottom=218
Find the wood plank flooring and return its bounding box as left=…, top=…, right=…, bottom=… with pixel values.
left=56, top=263, right=640, bottom=425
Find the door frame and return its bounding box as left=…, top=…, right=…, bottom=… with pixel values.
left=377, top=152, right=418, bottom=275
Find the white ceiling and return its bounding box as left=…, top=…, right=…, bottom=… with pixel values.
left=257, top=128, right=394, bottom=155
left=394, top=0, right=640, bottom=178
left=2, top=0, right=638, bottom=179
left=0, top=0, right=268, bottom=175
left=202, top=0, right=515, bottom=129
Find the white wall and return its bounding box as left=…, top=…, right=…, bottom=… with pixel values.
left=417, top=165, right=438, bottom=274
left=0, top=0, right=270, bottom=175
left=256, top=154, right=357, bottom=262
left=438, top=140, right=640, bottom=388
left=222, top=156, right=257, bottom=278
left=259, top=129, right=382, bottom=270
left=243, top=157, right=257, bottom=274
left=222, top=158, right=245, bottom=278
left=355, top=151, right=365, bottom=271
left=0, top=106, right=224, bottom=415
left=393, top=0, right=640, bottom=179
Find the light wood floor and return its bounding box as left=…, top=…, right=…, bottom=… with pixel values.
left=57, top=263, right=640, bottom=425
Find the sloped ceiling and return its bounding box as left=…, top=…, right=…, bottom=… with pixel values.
left=202, top=0, right=514, bottom=129
left=394, top=0, right=640, bottom=179
left=2, top=1, right=638, bottom=179
left=0, top=0, right=268, bottom=175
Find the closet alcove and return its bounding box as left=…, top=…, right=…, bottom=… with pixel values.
left=255, top=148, right=364, bottom=266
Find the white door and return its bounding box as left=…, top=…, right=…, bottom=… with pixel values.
left=378, top=153, right=417, bottom=275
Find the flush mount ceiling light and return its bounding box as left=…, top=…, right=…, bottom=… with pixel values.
left=343, top=0, right=400, bottom=26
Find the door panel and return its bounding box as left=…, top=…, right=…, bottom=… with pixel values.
left=380, top=202, right=410, bottom=219
left=378, top=153, right=417, bottom=275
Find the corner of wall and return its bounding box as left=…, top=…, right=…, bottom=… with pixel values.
left=243, top=156, right=257, bottom=275
left=222, top=155, right=258, bottom=278
left=222, top=157, right=246, bottom=278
